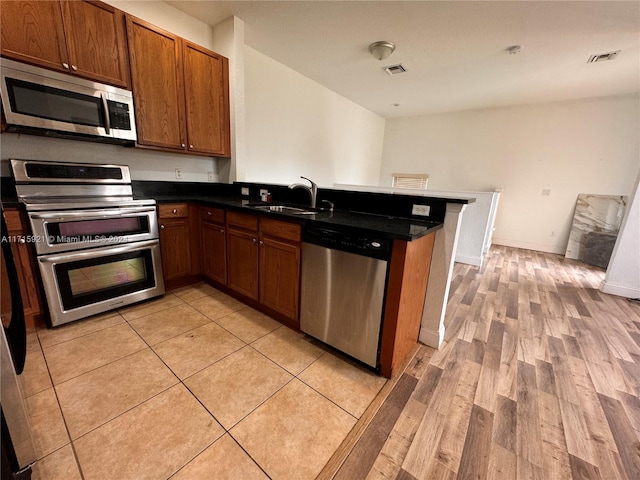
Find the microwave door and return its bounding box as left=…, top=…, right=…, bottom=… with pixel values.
left=2, top=76, right=108, bottom=137
left=0, top=58, right=136, bottom=143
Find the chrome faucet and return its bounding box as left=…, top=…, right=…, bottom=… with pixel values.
left=288, top=176, right=318, bottom=208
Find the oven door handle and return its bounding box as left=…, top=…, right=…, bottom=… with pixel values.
left=29, top=206, right=156, bottom=220
left=38, top=239, right=160, bottom=264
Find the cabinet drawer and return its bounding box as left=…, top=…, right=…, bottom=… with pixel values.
left=260, top=217, right=301, bottom=243
left=200, top=206, right=225, bottom=224
left=227, top=210, right=258, bottom=232
left=158, top=203, right=189, bottom=219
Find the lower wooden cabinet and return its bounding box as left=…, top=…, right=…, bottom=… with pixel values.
left=158, top=203, right=200, bottom=288
left=226, top=227, right=259, bottom=300
left=259, top=236, right=300, bottom=321
left=259, top=217, right=301, bottom=323
left=159, top=217, right=191, bottom=281
left=224, top=211, right=301, bottom=323
left=200, top=206, right=227, bottom=285
left=2, top=208, right=43, bottom=329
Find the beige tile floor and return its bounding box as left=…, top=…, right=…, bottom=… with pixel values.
left=21, top=283, right=387, bottom=480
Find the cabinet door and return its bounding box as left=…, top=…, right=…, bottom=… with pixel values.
left=259, top=237, right=300, bottom=321
left=0, top=0, right=69, bottom=72
left=159, top=219, right=191, bottom=281
left=2, top=209, right=42, bottom=326
left=62, top=0, right=130, bottom=88
left=183, top=41, right=230, bottom=156
left=226, top=228, right=259, bottom=300
left=126, top=15, right=186, bottom=150
left=201, top=221, right=227, bottom=285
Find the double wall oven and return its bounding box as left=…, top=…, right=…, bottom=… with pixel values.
left=11, top=160, right=165, bottom=327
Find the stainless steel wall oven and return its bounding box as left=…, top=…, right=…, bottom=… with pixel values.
left=11, top=160, right=164, bottom=327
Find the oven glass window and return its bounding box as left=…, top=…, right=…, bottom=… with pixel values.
left=68, top=258, right=146, bottom=296
left=47, top=217, right=149, bottom=244
left=55, top=249, right=156, bottom=311
left=6, top=78, right=104, bottom=127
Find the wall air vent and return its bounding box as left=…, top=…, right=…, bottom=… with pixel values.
left=383, top=64, right=407, bottom=75
left=587, top=50, right=621, bottom=63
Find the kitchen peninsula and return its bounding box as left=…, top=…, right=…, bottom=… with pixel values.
left=134, top=180, right=474, bottom=376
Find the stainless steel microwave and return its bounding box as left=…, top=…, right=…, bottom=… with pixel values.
left=0, top=58, right=137, bottom=144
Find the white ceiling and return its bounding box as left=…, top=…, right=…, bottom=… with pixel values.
left=167, top=1, right=640, bottom=118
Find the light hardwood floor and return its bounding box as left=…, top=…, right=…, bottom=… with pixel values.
left=332, top=245, right=640, bottom=480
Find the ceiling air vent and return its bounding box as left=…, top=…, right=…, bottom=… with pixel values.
left=384, top=64, right=407, bottom=75
left=587, top=50, right=621, bottom=63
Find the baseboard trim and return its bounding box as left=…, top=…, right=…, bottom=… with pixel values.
left=600, top=281, right=640, bottom=299
left=419, top=325, right=444, bottom=349
left=492, top=238, right=565, bottom=255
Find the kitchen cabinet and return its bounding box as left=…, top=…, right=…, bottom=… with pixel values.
left=1, top=0, right=131, bottom=88
left=225, top=211, right=301, bottom=324
left=226, top=211, right=259, bottom=300
left=183, top=42, right=231, bottom=156
left=200, top=206, right=227, bottom=285
left=126, top=15, right=231, bottom=157
left=158, top=203, right=200, bottom=289
left=259, top=217, right=301, bottom=323
left=1, top=208, right=43, bottom=329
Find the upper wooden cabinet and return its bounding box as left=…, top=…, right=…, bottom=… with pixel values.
left=126, top=15, right=231, bottom=157
left=1, top=1, right=131, bottom=88
left=126, top=16, right=185, bottom=151
left=183, top=42, right=231, bottom=156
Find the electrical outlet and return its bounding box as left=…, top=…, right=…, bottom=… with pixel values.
left=208, top=171, right=215, bottom=181
left=241, top=187, right=250, bottom=196
left=175, top=168, right=182, bottom=179
left=412, top=204, right=430, bottom=216
left=260, top=189, right=268, bottom=196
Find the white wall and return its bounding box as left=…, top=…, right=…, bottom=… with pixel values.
left=602, top=167, right=640, bottom=298
left=380, top=94, right=640, bottom=253
left=243, top=47, right=385, bottom=187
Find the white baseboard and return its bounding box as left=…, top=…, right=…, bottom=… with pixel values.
left=492, top=238, right=565, bottom=255
left=455, top=253, right=482, bottom=267
left=419, top=325, right=444, bottom=349
left=600, top=281, right=640, bottom=299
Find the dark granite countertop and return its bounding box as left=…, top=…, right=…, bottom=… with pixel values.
left=149, top=194, right=443, bottom=241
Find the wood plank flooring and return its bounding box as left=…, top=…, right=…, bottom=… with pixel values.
left=333, top=245, right=640, bottom=480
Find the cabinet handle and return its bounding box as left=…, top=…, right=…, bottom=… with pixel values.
left=172, top=209, right=177, bottom=214
left=62, top=62, right=70, bottom=69
left=71, top=65, right=78, bottom=71
left=189, top=145, right=194, bottom=149
left=259, top=240, right=264, bottom=246
left=207, top=211, right=212, bottom=216
left=160, top=225, right=165, bottom=230
left=18, top=238, right=26, bottom=244
left=253, top=238, right=257, bottom=243
left=220, top=229, right=225, bottom=233
left=181, top=143, right=186, bottom=148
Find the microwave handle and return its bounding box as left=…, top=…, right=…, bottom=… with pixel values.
left=100, top=93, right=111, bottom=135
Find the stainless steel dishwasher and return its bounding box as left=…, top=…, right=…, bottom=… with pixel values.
left=300, top=226, right=391, bottom=369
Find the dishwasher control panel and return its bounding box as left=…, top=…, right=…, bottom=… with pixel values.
left=302, top=226, right=391, bottom=260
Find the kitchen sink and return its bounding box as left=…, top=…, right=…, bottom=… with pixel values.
left=250, top=205, right=318, bottom=215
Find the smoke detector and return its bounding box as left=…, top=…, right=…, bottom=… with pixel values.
left=587, top=50, right=621, bottom=63
left=384, top=64, right=407, bottom=75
